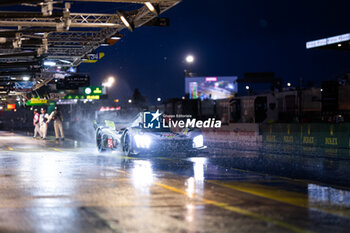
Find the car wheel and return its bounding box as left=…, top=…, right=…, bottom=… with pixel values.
left=123, top=132, right=134, bottom=156
left=96, top=130, right=106, bottom=153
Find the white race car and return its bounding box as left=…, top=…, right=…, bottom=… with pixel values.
left=94, top=112, right=206, bottom=156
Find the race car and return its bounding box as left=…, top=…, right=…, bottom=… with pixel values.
left=94, top=112, right=206, bottom=155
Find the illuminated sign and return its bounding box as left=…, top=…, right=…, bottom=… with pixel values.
left=7, top=104, right=16, bottom=110
left=85, top=87, right=92, bottom=95
left=86, top=95, right=100, bottom=100
left=81, top=86, right=103, bottom=96
left=48, top=93, right=66, bottom=100
left=57, top=75, right=90, bottom=90
left=82, top=52, right=105, bottom=63
left=306, top=33, right=350, bottom=49
left=14, top=81, right=35, bottom=91
left=185, top=76, right=238, bottom=100
left=63, top=95, right=100, bottom=100
left=205, top=77, right=218, bottom=82
left=99, top=106, right=121, bottom=111
left=27, top=98, right=48, bottom=106
left=56, top=100, right=77, bottom=105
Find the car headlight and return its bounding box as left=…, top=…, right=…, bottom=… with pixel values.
left=193, top=135, right=204, bottom=148
left=134, top=135, right=152, bottom=149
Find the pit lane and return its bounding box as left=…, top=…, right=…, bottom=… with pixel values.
left=0, top=131, right=350, bottom=233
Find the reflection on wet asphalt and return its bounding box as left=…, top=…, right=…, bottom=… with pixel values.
left=0, top=132, right=350, bottom=232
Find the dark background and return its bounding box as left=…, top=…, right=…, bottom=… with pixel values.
left=76, top=0, right=350, bottom=103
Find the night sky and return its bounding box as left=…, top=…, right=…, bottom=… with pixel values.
left=78, top=0, right=350, bottom=104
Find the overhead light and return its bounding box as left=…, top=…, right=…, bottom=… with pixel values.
left=145, top=2, right=159, bottom=15
left=100, top=43, right=109, bottom=47
left=10, top=77, right=16, bottom=80
left=145, top=2, right=155, bottom=12
left=120, top=15, right=130, bottom=28
left=59, top=59, right=72, bottom=64
left=186, top=55, right=194, bottom=64
left=338, top=44, right=342, bottom=47
left=108, top=76, right=115, bottom=84
left=22, top=76, right=30, bottom=81
left=118, top=11, right=134, bottom=32
left=43, top=61, right=56, bottom=67
left=110, top=35, right=122, bottom=40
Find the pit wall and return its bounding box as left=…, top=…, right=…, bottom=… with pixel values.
left=260, top=123, right=350, bottom=149
left=202, top=123, right=261, bottom=145
left=202, top=123, right=350, bottom=149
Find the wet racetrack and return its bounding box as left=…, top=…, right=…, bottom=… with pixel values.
left=0, top=131, right=350, bottom=233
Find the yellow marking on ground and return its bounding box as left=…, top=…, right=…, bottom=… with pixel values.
left=209, top=180, right=350, bottom=219
left=155, top=182, right=188, bottom=196
left=52, top=148, right=63, bottom=152
left=228, top=166, right=350, bottom=192
left=119, top=156, right=138, bottom=160
left=147, top=154, right=350, bottom=193
left=154, top=182, right=314, bottom=233
left=154, top=157, right=173, bottom=161
left=208, top=181, right=308, bottom=208
left=8, top=147, right=13, bottom=151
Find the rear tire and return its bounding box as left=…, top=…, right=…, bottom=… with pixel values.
left=96, top=130, right=106, bottom=153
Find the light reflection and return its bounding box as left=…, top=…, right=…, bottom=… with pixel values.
left=308, top=184, right=350, bottom=207
left=190, top=157, right=206, bottom=182
left=19, top=153, right=75, bottom=199
left=186, top=177, right=195, bottom=198
left=185, top=158, right=207, bottom=198
left=131, top=160, right=154, bottom=195
left=186, top=204, right=194, bottom=222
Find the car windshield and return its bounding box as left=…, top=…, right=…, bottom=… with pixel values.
left=96, top=111, right=119, bottom=123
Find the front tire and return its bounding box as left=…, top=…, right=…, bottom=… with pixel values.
left=96, top=130, right=106, bottom=153
left=123, top=132, right=133, bottom=156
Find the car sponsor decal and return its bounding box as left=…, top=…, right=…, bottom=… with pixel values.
left=160, top=133, right=178, bottom=138
left=108, top=138, right=113, bottom=148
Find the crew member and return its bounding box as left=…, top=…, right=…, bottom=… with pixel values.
left=39, top=108, right=49, bottom=140
left=33, top=109, right=41, bottom=138
left=50, top=107, right=64, bottom=141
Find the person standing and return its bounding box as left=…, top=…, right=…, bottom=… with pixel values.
left=39, top=108, right=49, bottom=140
left=33, top=109, right=41, bottom=138
left=50, top=107, right=64, bottom=141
